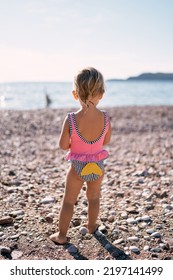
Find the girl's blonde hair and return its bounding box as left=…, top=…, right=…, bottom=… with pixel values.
left=74, top=67, right=105, bottom=105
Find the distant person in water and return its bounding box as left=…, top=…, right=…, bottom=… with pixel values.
left=45, top=94, right=52, bottom=107
left=49, top=67, right=112, bottom=244
left=45, top=87, right=52, bottom=107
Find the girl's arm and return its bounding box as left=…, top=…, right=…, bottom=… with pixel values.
left=103, top=122, right=112, bottom=146
left=58, top=116, right=71, bottom=150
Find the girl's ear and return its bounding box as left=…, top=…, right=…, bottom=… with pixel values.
left=72, top=90, right=79, bottom=100
left=98, top=93, right=104, bottom=100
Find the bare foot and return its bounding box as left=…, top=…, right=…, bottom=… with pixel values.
left=49, top=232, right=67, bottom=244
left=82, top=223, right=99, bottom=234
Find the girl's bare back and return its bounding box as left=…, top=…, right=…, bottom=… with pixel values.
left=74, top=109, right=105, bottom=142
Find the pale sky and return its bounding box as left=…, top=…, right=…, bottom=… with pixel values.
left=0, top=0, right=173, bottom=82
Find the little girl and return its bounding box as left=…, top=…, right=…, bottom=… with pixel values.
left=50, top=67, right=112, bottom=244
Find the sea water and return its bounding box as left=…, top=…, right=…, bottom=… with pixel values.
left=0, top=81, right=173, bottom=110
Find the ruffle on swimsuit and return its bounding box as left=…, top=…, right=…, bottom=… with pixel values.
left=66, top=149, right=108, bottom=162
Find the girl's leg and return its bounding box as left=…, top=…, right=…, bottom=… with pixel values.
left=86, top=175, right=104, bottom=233
left=50, top=165, right=83, bottom=244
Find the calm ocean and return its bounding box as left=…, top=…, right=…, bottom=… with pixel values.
left=0, top=81, right=173, bottom=110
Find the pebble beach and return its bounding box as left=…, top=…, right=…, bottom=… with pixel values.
left=0, top=106, right=173, bottom=260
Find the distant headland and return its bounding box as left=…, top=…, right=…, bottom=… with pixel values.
left=107, top=72, right=173, bottom=82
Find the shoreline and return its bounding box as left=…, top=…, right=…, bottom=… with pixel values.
left=0, top=106, right=173, bottom=260
left=1, top=104, right=173, bottom=114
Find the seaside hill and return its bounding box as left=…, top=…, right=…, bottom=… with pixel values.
left=107, top=72, right=173, bottom=82
left=127, top=72, right=173, bottom=81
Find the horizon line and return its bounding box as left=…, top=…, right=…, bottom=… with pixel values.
left=1, top=71, right=173, bottom=84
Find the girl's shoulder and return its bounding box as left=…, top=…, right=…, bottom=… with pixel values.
left=100, top=110, right=110, bottom=121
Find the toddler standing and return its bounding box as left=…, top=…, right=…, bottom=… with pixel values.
left=50, top=67, right=112, bottom=244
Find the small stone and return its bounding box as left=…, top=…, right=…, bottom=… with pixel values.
left=116, top=192, right=124, bottom=197
left=151, top=253, right=158, bottom=258
left=150, top=247, right=162, bottom=253
left=0, top=216, right=13, bottom=225
left=8, top=170, right=16, bottom=176
left=80, top=209, right=87, bottom=216
left=130, top=246, right=140, bottom=253
left=98, top=225, right=107, bottom=232
left=144, top=235, right=150, bottom=240
left=137, top=178, right=144, bottom=184
left=10, top=234, right=20, bottom=240
left=0, top=246, right=11, bottom=254
left=150, top=232, right=161, bottom=238
left=41, top=196, right=56, bottom=204
left=10, top=210, right=25, bottom=217
left=118, top=226, right=128, bottom=232
left=155, top=224, right=163, bottom=230
left=45, top=213, right=54, bottom=223
left=11, top=250, right=23, bottom=259
left=79, top=227, right=88, bottom=235
left=72, top=219, right=81, bottom=227
left=67, top=245, right=78, bottom=254
left=143, top=245, right=150, bottom=251
left=112, top=229, right=119, bottom=238
left=113, top=238, right=124, bottom=245
left=108, top=215, right=114, bottom=223
left=126, top=207, right=139, bottom=214
left=127, top=218, right=137, bottom=224
left=163, top=204, right=172, bottom=210
left=15, top=216, right=24, bottom=221
left=135, top=217, right=142, bottom=223
left=21, top=231, right=28, bottom=236
left=127, top=236, right=139, bottom=242
left=146, top=228, right=155, bottom=234
left=121, top=212, right=128, bottom=219
left=141, top=215, right=151, bottom=222
left=139, top=222, right=148, bottom=228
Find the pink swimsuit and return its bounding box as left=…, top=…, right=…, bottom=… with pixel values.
left=66, top=111, right=110, bottom=181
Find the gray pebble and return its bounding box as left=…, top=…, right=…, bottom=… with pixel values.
left=129, top=246, right=140, bottom=253
left=143, top=245, right=150, bottom=251
left=79, top=227, right=88, bottom=235
left=121, top=212, right=128, bottom=219
left=10, top=210, right=25, bottom=217
left=113, top=238, right=124, bottom=245
left=41, top=196, right=56, bottom=204
left=127, top=236, right=139, bottom=242
left=10, top=234, right=20, bottom=240
left=150, top=247, right=162, bottom=253
left=141, top=215, right=151, bottom=221
left=150, top=232, right=161, bottom=238
left=98, top=225, right=106, bottom=232
left=67, top=245, right=78, bottom=254
left=127, top=218, right=137, bottom=224
left=0, top=246, right=11, bottom=254
left=146, top=228, right=155, bottom=234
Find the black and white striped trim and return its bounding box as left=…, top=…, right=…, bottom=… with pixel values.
left=70, top=111, right=107, bottom=144
left=67, top=113, right=73, bottom=136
